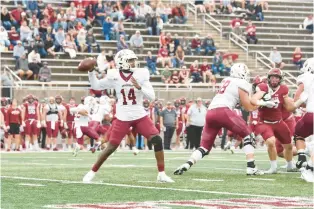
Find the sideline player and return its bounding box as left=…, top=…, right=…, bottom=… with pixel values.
left=174, top=63, right=269, bottom=176
left=83, top=49, right=174, bottom=183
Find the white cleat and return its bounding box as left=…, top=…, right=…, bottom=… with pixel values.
left=264, top=168, right=278, bottom=174
left=72, top=146, right=80, bottom=157
left=230, top=146, right=235, bottom=154
left=301, top=168, right=314, bottom=183
left=132, top=147, right=139, bottom=156
left=173, top=163, right=191, bottom=175
left=287, top=165, right=299, bottom=172
left=83, top=170, right=96, bottom=183
left=157, top=172, right=175, bottom=183
left=246, top=167, right=264, bottom=175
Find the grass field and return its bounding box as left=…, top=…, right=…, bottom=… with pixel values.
left=1, top=149, right=314, bottom=209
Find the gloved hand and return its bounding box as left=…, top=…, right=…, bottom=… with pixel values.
left=257, top=100, right=276, bottom=108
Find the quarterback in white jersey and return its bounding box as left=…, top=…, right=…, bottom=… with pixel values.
left=174, top=63, right=274, bottom=176
left=83, top=49, right=174, bottom=183
left=293, top=57, right=314, bottom=183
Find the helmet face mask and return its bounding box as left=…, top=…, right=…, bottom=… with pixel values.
left=267, top=68, right=283, bottom=88
left=230, top=63, right=250, bottom=81
left=115, top=49, right=138, bottom=72
left=27, top=95, right=34, bottom=104
left=300, top=58, right=314, bottom=74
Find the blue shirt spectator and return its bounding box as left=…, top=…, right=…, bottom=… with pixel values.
left=26, top=0, right=38, bottom=15
left=146, top=51, right=157, bottom=75
left=95, top=3, right=106, bottom=26
left=102, top=17, right=114, bottom=40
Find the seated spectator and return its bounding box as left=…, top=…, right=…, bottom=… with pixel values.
left=38, top=62, right=52, bottom=82
left=230, top=17, right=244, bottom=36
left=245, top=20, right=258, bottom=44
left=49, top=11, right=58, bottom=26
left=165, top=33, right=172, bottom=47
left=97, top=50, right=109, bottom=73
left=204, top=0, right=216, bottom=14
left=54, top=27, right=65, bottom=52
left=26, top=0, right=38, bottom=17
left=169, top=70, right=180, bottom=84
left=269, top=46, right=285, bottom=69
left=146, top=13, right=157, bottom=36
left=113, top=18, right=126, bottom=41
left=1, top=6, right=12, bottom=30
left=10, top=4, right=24, bottom=28
left=44, top=35, right=57, bottom=57
left=232, top=0, right=245, bottom=9
left=117, top=35, right=128, bottom=52
left=159, top=31, right=166, bottom=47
left=85, top=4, right=95, bottom=25
left=292, top=47, right=303, bottom=69
left=146, top=51, right=158, bottom=75
left=55, top=11, right=67, bottom=31
left=179, top=66, right=190, bottom=84
left=156, top=2, right=168, bottom=23
left=195, top=0, right=206, bottom=14
left=222, top=54, right=233, bottom=76
left=219, top=0, right=233, bottom=14
left=212, top=52, right=224, bottom=75
left=86, top=29, right=101, bottom=53
left=137, top=2, right=152, bottom=22
left=34, top=34, right=47, bottom=58
left=202, top=34, right=216, bottom=55
left=173, top=45, right=185, bottom=68
left=63, top=34, right=77, bottom=58
left=77, top=29, right=87, bottom=52
left=111, top=3, right=124, bottom=21
left=129, top=30, right=144, bottom=54
left=303, top=15, right=313, bottom=34
left=245, top=0, right=256, bottom=20
left=156, top=15, right=163, bottom=35
left=168, top=40, right=176, bottom=65
left=76, top=4, right=87, bottom=26
left=39, top=15, right=50, bottom=34
left=161, top=65, right=172, bottom=83
left=102, top=17, right=113, bottom=41
left=157, top=45, right=171, bottom=67
left=8, top=26, right=20, bottom=46
left=26, top=40, right=36, bottom=54
left=45, top=3, right=54, bottom=17
left=66, top=2, right=77, bottom=21
left=190, top=60, right=202, bottom=83
left=13, top=41, right=25, bottom=69
left=20, top=22, right=32, bottom=42
left=173, top=33, right=180, bottom=50
left=172, top=3, right=187, bottom=24
left=255, top=1, right=264, bottom=21
left=29, top=14, right=40, bottom=35
left=17, top=53, right=33, bottom=80
left=180, top=36, right=192, bottom=55
left=95, top=3, right=106, bottom=26
left=28, top=48, right=42, bottom=80
left=123, top=2, right=136, bottom=22
left=191, top=35, right=202, bottom=55
left=200, top=59, right=212, bottom=83
left=0, top=26, right=10, bottom=48
left=164, top=4, right=172, bottom=22
left=76, top=22, right=84, bottom=31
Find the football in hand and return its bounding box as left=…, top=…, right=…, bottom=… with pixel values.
left=77, top=58, right=96, bottom=72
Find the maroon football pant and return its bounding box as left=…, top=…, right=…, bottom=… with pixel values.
left=255, top=120, right=291, bottom=145
left=295, top=112, right=313, bottom=138
left=76, top=126, right=100, bottom=145
left=200, top=107, right=250, bottom=151
left=275, top=116, right=296, bottom=154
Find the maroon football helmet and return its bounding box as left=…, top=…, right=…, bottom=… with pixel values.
left=267, top=68, right=284, bottom=88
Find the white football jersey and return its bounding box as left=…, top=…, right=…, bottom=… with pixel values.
left=297, top=73, right=314, bottom=113
left=71, top=104, right=90, bottom=127
left=91, top=103, right=112, bottom=122
left=89, top=68, right=155, bottom=121
left=209, top=77, right=251, bottom=110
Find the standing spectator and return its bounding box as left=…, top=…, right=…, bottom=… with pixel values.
left=6, top=99, right=23, bottom=152
left=77, top=29, right=87, bottom=52
left=13, top=41, right=25, bottom=69
left=179, top=66, right=190, bottom=84
left=146, top=51, right=158, bottom=75
left=76, top=4, right=87, bottom=26
left=157, top=45, right=171, bottom=67
left=28, top=49, right=42, bottom=80
left=38, top=62, right=52, bottom=82
left=172, top=3, right=187, bottom=24
left=63, top=34, right=77, bottom=58
left=0, top=26, right=10, bottom=48
left=212, top=52, right=224, bottom=75
left=1, top=70, right=14, bottom=98
left=168, top=41, right=176, bottom=67
left=54, top=27, right=65, bottom=52
left=161, top=65, right=172, bottom=83
left=255, top=1, right=264, bottom=21
left=202, top=34, right=216, bottom=55
left=123, top=2, right=136, bottom=22
left=129, top=30, right=144, bottom=54
left=160, top=102, right=178, bottom=150
left=292, top=47, right=303, bottom=69
left=269, top=46, right=285, bottom=69
left=102, top=17, right=114, bottom=40
left=86, top=30, right=101, bottom=53
left=190, top=60, right=202, bottom=83
left=8, top=26, right=20, bottom=46
left=222, top=55, right=233, bottom=76
left=95, top=3, right=106, bottom=26
left=191, top=35, right=202, bottom=55
left=173, top=34, right=180, bottom=50
left=186, top=98, right=206, bottom=150
left=145, top=13, right=155, bottom=36
left=117, top=35, right=128, bottom=52
left=303, top=15, right=313, bottom=34
left=246, top=20, right=258, bottom=44
left=97, top=50, right=109, bottom=73
left=85, top=4, right=95, bottom=25
left=156, top=15, right=163, bottom=35
left=195, top=0, right=206, bottom=13
left=1, top=7, right=12, bottom=30
left=174, top=45, right=185, bottom=68
left=180, top=36, right=192, bottom=55
left=34, top=34, right=47, bottom=58
left=44, top=35, right=57, bottom=57
left=17, top=53, right=33, bottom=79
left=20, top=22, right=32, bottom=43
left=137, top=2, right=152, bottom=22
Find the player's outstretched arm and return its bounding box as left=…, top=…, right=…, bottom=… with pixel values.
left=250, top=90, right=276, bottom=108
left=88, top=71, right=113, bottom=90
left=239, top=88, right=258, bottom=112
left=140, top=80, right=156, bottom=101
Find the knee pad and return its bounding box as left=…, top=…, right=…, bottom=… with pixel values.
left=151, top=135, right=163, bottom=152
left=197, top=147, right=209, bottom=157
left=294, top=135, right=305, bottom=144
left=243, top=133, right=256, bottom=148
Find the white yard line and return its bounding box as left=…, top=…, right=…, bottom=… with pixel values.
left=1, top=176, right=311, bottom=201
left=192, top=179, right=224, bottom=182
left=18, top=183, right=46, bottom=187
left=247, top=178, right=276, bottom=181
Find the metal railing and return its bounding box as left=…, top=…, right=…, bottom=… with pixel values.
left=3, top=65, right=21, bottom=87
left=229, top=32, right=249, bottom=60
left=204, top=14, right=223, bottom=38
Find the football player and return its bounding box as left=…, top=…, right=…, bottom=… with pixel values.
left=64, top=98, right=77, bottom=151
left=83, top=49, right=174, bottom=183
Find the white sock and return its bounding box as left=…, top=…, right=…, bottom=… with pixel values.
left=188, top=147, right=207, bottom=164
left=34, top=141, right=39, bottom=149
left=62, top=143, right=66, bottom=150
left=4, top=144, right=8, bottom=150
left=270, top=160, right=277, bottom=170
left=287, top=161, right=293, bottom=169
left=47, top=144, right=51, bottom=148
left=12, top=143, right=16, bottom=150
left=19, top=145, right=23, bottom=150
left=158, top=171, right=165, bottom=175
left=121, top=139, right=126, bottom=148
left=25, top=140, right=30, bottom=149
left=67, top=144, right=71, bottom=149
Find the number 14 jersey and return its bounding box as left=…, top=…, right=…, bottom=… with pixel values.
left=88, top=68, right=155, bottom=121
left=209, top=77, right=251, bottom=110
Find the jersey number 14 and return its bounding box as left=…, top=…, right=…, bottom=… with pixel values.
left=121, top=88, right=137, bottom=105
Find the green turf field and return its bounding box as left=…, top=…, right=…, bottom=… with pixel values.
left=1, top=150, right=313, bottom=209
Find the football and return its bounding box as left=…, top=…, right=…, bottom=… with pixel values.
left=77, top=58, right=97, bottom=72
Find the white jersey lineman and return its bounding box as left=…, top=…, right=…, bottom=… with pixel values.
left=91, top=103, right=112, bottom=123
left=71, top=104, right=91, bottom=128
left=297, top=73, right=314, bottom=113
left=88, top=68, right=155, bottom=121
left=209, top=77, right=251, bottom=110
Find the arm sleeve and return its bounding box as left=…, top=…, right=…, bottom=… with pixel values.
left=88, top=71, right=113, bottom=90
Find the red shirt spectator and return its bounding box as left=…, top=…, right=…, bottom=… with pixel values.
left=293, top=52, right=302, bottom=63
left=246, top=22, right=256, bottom=36
left=6, top=107, right=22, bottom=125
left=230, top=18, right=243, bottom=28
left=75, top=22, right=84, bottom=31
left=165, top=33, right=172, bottom=46
left=200, top=62, right=211, bottom=72
left=10, top=6, right=23, bottom=23
left=46, top=4, right=54, bottom=17
left=40, top=16, right=50, bottom=28
left=8, top=27, right=20, bottom=41
left=159, top=32, right=167, bottom=47
left=49, top=12, right=57, bottom=24
left=170, top=70, right=180, bottom=84
left=77, top=6, right=86, bottom=18
left=172, top=4, right=186, bottom=17
left=124, top=3, right=136, bottom=18
left=158, top=46, right=169, bottom=58
left=191, top=37, right=201, bottom=49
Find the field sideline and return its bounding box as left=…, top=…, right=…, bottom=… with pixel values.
left=1, top=150, right=314, bottom=209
